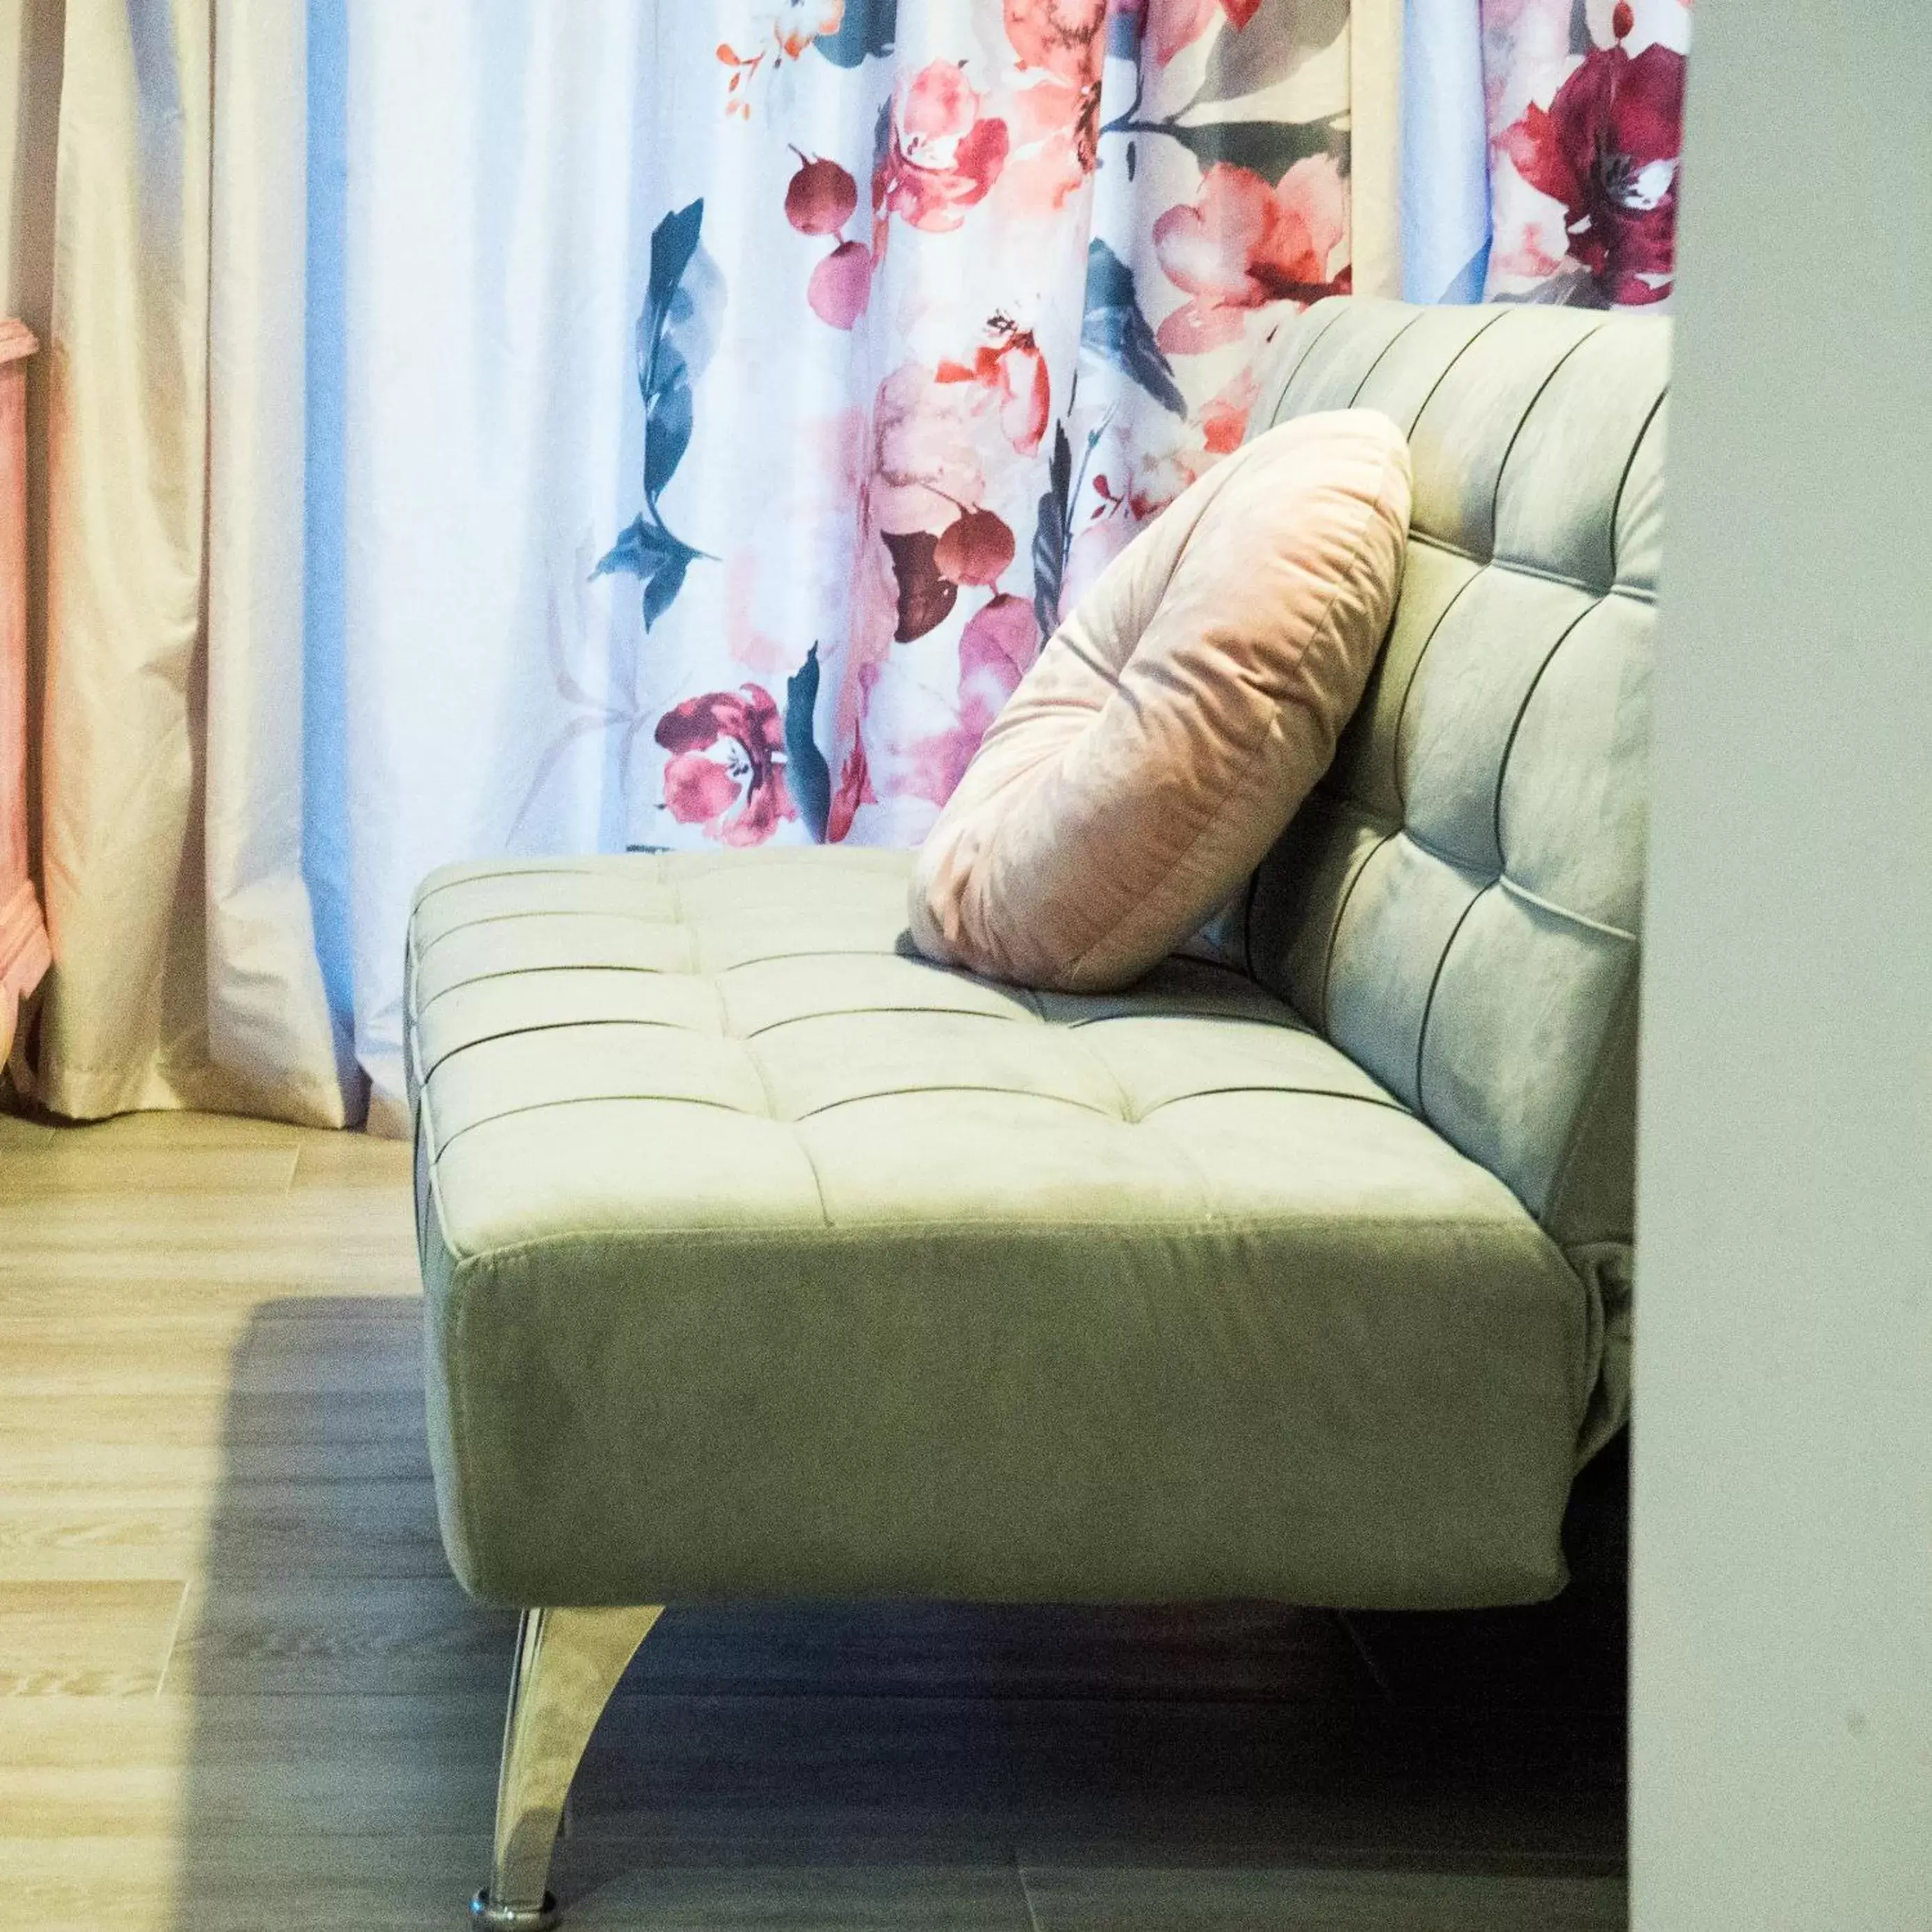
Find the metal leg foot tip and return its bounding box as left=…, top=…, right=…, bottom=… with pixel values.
left=471, top=1887, right=560, bottom=1931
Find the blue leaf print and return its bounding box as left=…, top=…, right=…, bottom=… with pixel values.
left=602, top=199, right=719, bottom=629
left=645, top=199, right=705, bottom=326
left=593, top=515, right=695, bottom=633
left=1031, top=423, right=1073, bottom=640
left=815, top=0, right=897, bottom=68
left=783, top=645, right=832, bottom=843
left=641, top=549, right=692, bottom=631
left=1081, top=239, right=1185, bottom=416
left=643, top=340, right=694, bottom=504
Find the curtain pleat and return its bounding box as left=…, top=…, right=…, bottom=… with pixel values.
left=205, top=0, right=357, bottom=1119
left=1349, top=0, right=1404, bottom=297
left=31, top=0, right=354, bottom=1124
left=0, top=0, right=61, bottom=1073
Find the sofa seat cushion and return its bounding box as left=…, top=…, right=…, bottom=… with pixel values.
left=408, top=847, right=1599, bottom=1612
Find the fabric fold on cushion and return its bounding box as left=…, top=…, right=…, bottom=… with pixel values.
left=909, top=411, right=1413, bottom=993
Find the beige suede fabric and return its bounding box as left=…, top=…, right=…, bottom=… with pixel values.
left=909, top=411, right=1413, bottom=992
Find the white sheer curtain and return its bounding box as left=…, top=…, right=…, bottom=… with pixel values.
left=311, top=3, right=661, bottom=1132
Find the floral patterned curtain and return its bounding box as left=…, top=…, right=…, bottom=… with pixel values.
left=565, top=0, right=1361, bottom=854
left=1481, top=0, right=1690, bottom=306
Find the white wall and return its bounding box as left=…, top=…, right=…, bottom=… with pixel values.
left=1632, top=4, right=1932, bottom=1928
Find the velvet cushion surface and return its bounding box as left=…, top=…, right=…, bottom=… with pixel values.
left=407, top=849, right=1593, bottom=1612
left=909, top=411, right=1413, bottom=992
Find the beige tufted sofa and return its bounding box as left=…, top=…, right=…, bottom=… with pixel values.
left=407, top=297, right=1665, bottom=1928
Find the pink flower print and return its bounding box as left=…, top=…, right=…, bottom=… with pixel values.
left=826, top=732, right=874, bottom=845
left=786, top=152, right=873, bottom=330
left=1145, top=0, right=1261, bottom=66
left=934, top=322, right=1051, bottom=455
left=894, top=594, right=1042, bottom=806
left=1152, top=157, right=1349, bottom=353
left=1005, top=0, right=1109, bottom=84
left=1495, top=13, right=1685, bottom=304
left=874, top=61, right=1010, bottom=233
left=655, top=685, right=794, bottom=847
left=1003, top=0, right=1107, bottom=198
left=808, top=240, right=872, bottom=329
left=1197, top=366, right=1260, bottom=456
left=870, top=359, right=997, bottom=537
left=957, top=592, right=1039, bottom=735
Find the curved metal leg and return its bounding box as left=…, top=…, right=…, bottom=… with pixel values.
left=471, top=1604, right=663, bottom=1930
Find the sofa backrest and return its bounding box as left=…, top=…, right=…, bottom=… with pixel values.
left=1236, top=298, right=1668, bottom=1259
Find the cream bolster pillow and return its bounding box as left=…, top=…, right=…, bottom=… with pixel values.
left=908, top=409, right=1413, bottom=993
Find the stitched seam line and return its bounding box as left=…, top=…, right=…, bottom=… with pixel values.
left=1405, top=541, right=1657, bottom=604
left=1390, top=557, right=1486, bottom=821
left=1256, top=295, right=1352, bottom=428
left=1607, top=383, right=1671, bottom=586
left=1490, top=597, right=1606, bottom=870
left=412, top=860, right=610, bottom=912
left=1486, top=321, right=1607, bottom=550
left=1540, top=962, right=1642, bottom=1243
left=447, top=1209, right=1560, bottom=1269
left=419, top=1014, right=729, bottom=1085
left=1316, top=831, right=1398, bottom=1039
left=1498, top=874, right=1638, bottom=945
left=416, top=904, right=680, bottom=959
left=1138, top=1084, right=1406, bottom=1121
left=740, top=1001, right=1037, bottom=1039
left=1374, top=307, right=1510, bottom=427
left=1236, top=868, right=1262, bottom=981
left=1342, top=307, right=1429, bottom=407
left=1412, top=879, right=1498, bottom=1117
left=432, top=1092, right=771, bottom=1158
left=791, top=1085, right=1121, bottom=1125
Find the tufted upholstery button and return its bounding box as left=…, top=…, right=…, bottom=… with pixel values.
left=1244, top=297, right=1667, bottom=1251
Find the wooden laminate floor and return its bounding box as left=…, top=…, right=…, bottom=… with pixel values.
left=0, top=1110, right=1628, bottom=1929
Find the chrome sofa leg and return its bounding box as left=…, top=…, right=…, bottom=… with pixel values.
left=471, top=1604, right=663, bottom=1930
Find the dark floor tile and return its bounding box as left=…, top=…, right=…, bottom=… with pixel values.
left=571, top=1689, right=1624, bottom=1871
left=1020, top=1863, right=1627, bottom=1931
left=618, top=1602, right=1379, bottom=1706
left=563, top=1861, right=1035, bottom=1929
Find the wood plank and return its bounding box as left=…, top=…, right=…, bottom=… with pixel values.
left=2, top=1833, right=485, bottom=1932
left=0, top=1138, right=299, bottom=1195
left=0, top=1580, right=185, bottom=1696
left=0, top=1195, right=417, bottom=1284
left=564, top=1862, right=1034, bottom=1929
left=168, top=1576, right=519, bottom=1696
left=0, top=1110, right=304, bottom=1152
left=0, top=1391, right=430, bottom=1487
left=0, top=1308, right=423, bottom=1397
left=0, top=1693, right=501, bottom=1836
left=623, top=1600, right=1378, bottom=1704
left=0, top=1480, right=446, bottom=1582
left=1021, top=1864, right=1628, bottom=1930
left=5, top=1836, right=1036, bottom=1931
left=290, top=1131, right=414, bottom=1189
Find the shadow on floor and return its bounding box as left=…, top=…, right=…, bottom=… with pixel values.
left=174, top=1298, right=1627, bottom=1929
